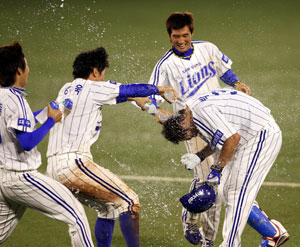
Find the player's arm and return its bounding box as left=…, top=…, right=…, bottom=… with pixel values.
left=16, top=104, right=62, bottom=151
left=130, top=97, right=173, bottom=123
left=196, top=144, right=215, bottom=161
left=116, top=84, right=177, bottom=103
left=206, top=133, right=240, bottom=186
left=220, top=69, right=251, bottom=95
left=214, top=133, right=240, bottom=168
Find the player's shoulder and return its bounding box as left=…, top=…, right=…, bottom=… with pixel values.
left=0, top=87, right=24, bottom=103
left=192, top=40, right=219, bottom=49
left=156, top=48, right=174, bottom=64
left=0, top=87, right=29, bottom=116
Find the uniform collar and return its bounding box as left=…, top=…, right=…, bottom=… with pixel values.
left=172, top=43, right=194, bottom=60
left=2, top=86, right=28, bottom=97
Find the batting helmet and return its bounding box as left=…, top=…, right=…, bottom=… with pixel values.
left=180, top=183, right=216, bottom=213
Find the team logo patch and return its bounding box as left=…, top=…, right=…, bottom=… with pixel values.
left=211, top=130, right=223, bottom=150
left=222, top=54, right=229, bottom=63
left=18, top=118, right=31, bottom=128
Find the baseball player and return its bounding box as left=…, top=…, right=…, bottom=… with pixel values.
left=0, top=42, right=94, bottom=246
left=45, top=46, right=177, bottom=247
left=147, top=11, right=251, bottom=246
left=161, top=88, right=289, bottom=247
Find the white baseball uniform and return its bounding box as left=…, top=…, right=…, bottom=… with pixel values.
left=187, top=89, right=282, bottom=247
left=46, top=78, right=139, bottom=219
left=149, top=41, right=233, bottom=239
left=0, top=86, right=93, bottom=246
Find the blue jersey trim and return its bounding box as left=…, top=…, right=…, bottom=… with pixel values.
left=9, top=88, right=28, bottom=132
left=220, top=69, right=239, bottom=87
left=172, top=43, right=194, bottom=59
left=152, top=50, right=173, bottom=86
left=192, top=40, right=207, bottom=44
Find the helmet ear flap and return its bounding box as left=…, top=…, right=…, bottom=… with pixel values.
left=180, top=183, right=216, bottom=213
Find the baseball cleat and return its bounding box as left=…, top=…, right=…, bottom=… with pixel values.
left=201, top=238, right=214, bottom=247
left=259, top=219, right=289, bottom=247
left=181, top=219, right=202, bottom=245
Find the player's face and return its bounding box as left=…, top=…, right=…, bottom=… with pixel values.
left=180, top=108, right=198, bottom=140
left=14, top=58, right=30, bottom=88
left=170, top=25, right=193, bottom=53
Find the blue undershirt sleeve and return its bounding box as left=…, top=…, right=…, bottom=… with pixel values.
left=220, top=69, right=239, bottom=87
left=16, top=117, right=55, bottom=151
left=116, top=84, right=159, bottom=104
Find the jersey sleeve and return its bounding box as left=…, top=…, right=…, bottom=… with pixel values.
left=210, top=43, right=233, bottom=78
left=5, top=95, right=35, bottom=133
left=91, top=80, right=121, bottom=106
left=193, top=104, right=237, bottom=151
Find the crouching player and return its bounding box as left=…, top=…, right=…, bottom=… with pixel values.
left=45, top=46, right=177, bottom=247
left=160, top=89, right=289, bottom=247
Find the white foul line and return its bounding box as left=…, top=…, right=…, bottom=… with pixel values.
left=120, top=175, right=300, bottom=188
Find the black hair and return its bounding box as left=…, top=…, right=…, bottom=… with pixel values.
left=0, top=42, right=26, bottom=86
left=72, top=47, right=109, bottom=79
left=161, top=109, right=187, bottom=144
left=166, top=12, right=194, bottom=36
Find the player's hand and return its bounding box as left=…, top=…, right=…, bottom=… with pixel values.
left=234, top=81, right=251, bottom=95
left=157, top=86, right=179, bottom=104
left=206, top=165, right=223, bottom=186
left=155, top=108, right=172, bottom=124
left=47, top=103, right=62, bottom=123
left=180, top=153, right=201, bottom=170
left=129, top=97, right=152, bottom=110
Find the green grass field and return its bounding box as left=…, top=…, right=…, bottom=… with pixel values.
left=1, top=0, right=299, bottom=246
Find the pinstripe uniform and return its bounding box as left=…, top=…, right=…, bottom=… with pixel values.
left=0, top=87, right=93, bottom=246
left=187, top=89, right=282, bottom=247
left=46, top=78, right=139, bottom=219
left=149, top=41, right=232, bottom=239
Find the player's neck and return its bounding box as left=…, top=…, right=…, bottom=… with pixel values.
left=172, top=43, right=194, bottom=59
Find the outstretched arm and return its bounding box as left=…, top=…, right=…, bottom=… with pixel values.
left=117, top=84, right=178, bottom=103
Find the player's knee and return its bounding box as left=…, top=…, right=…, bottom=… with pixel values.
left=120, top=192, right=140, bottom=214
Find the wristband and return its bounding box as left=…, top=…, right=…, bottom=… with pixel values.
left=210, top=164, right=223, bottom=173
left=196, top=151, right=205, bottom=162
left=234, top=81, right=242, bottom=88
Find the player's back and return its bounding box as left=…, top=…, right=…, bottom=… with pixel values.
left=47, top=78, right=120, bottom=158
left=188, top=89, right=275, bottom=146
